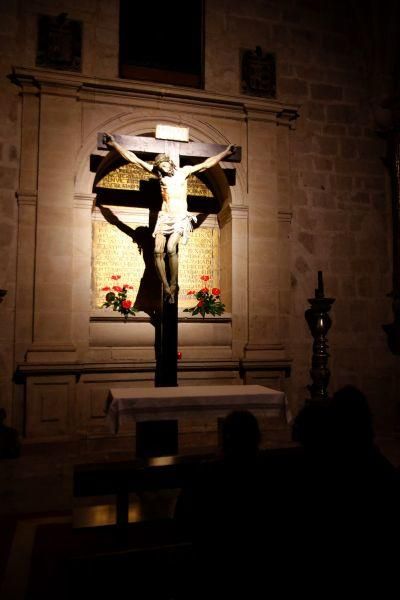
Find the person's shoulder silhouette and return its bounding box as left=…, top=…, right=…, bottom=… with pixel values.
left=0, top=408, right=20, bottom=459
left=330, top=385, right=374, bottom=451
left=222, top=409, right=261, bottom=463
left=174, top=410, right=263, bottom=535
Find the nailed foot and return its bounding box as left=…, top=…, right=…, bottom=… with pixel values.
left=163, top=284, right=178, bottom=304
left=169, top=283, right=178, bottom=297
left=168, top=283, right=179, bottom=304
left=163, top=286, right=174, bottom=304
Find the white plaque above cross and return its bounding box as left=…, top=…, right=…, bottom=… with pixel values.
left=155, top=124, right=189, bottom=142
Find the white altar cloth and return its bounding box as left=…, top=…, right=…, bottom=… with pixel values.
left=106, top=385, right=285, bottom=434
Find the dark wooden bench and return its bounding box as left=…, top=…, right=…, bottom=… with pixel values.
left=73, top=452, right=216, bottom=527
left=73, top=446, right=302, bottom=526
left=28, top=518, right=193, bottom=599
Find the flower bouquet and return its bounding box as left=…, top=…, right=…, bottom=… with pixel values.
left=183, top=275, right=226, bottom=318
left=101, top=275, right=138, bottom=320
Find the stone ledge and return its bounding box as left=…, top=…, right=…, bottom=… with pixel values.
left=240, top=358, right=292, bottom=374
left=90, top=315, right=232, bottom=323
left=10, top=66, right=299, bottom=126
left=15, top=359, right=243, bottom=379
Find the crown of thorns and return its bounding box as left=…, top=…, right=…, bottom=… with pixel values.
left=154, top=154, right=175, bottom=168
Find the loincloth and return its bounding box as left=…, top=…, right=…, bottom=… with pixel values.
left=152, top=212, right=197, bottom=245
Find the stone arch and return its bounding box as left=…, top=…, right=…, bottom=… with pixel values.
left=75, top=113, right=245, bottom=208
left=73, top=113, right=247, bottom=360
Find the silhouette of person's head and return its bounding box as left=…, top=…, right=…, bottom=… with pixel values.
left=292, top=401, right=331, bottom=454
left=330, top=385, right=374, bottom=452
left=222, top=410, right=260, bottom=460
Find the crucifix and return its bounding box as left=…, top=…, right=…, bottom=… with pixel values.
left=97, top=125, right=241, bottom=386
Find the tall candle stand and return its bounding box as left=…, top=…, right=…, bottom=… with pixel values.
left=304, top=271, right=335, bottom=402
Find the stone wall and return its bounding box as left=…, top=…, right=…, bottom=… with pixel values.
left=0, top=0, right=118, bottom=425
left=0, top=2, right=20, bottom=422
left=205, top=0, right=399, bottom=427
left=0, top=0, right=398, bottom=434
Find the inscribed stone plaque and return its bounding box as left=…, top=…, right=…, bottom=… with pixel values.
left=92, top=212, right=220, bottom=311
left=96, top=162, right=213, bottom=197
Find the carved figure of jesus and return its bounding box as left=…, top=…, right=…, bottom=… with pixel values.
left=104, top=134, right=236, bottom=302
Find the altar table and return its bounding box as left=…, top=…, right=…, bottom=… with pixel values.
left=106, top=385, right=285, bottom=434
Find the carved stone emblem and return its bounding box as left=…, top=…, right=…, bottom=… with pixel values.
left=36, top=13, right=82, bottom=72
left=241, top=46, right=276, bottom=98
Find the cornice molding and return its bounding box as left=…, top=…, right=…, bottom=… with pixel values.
left=74, top=193, right=96, bottom=210
left=10, top=66, right=300, bottom=126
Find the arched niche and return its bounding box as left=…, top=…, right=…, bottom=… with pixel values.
left=90, top=141, right=232, bottom=316
left=73, top=119, right=246, bottom=361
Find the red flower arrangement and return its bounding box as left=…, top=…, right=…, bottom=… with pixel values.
left=101, top=275, right=137, bottom=320
left=184, top=275, right=225, bottom=318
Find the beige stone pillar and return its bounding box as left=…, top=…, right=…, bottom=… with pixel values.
left=244, top=117, right=286, bottom=360
left=276, top=122, right=294, bottom=352
left=26, top=83, right=81, bottom=362
left=219, top=204, right=249, bottom=360
left=72, top=193, right=95, bottom=359
left=14, top=76, right=40, bottom=363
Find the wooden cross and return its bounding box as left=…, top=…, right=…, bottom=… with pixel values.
left=97, top=125, right=241, bottom=387
left=97, top=124, right=241, bottom=170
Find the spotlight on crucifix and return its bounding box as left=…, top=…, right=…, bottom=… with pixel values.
left=98, top=125, right=241, bottom=386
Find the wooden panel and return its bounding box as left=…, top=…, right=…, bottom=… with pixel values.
left=40, top=388, right=64, bottom=422
left=26, top=377, right=74, bottom=438
left=89, top=388, right=108, bottom=419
